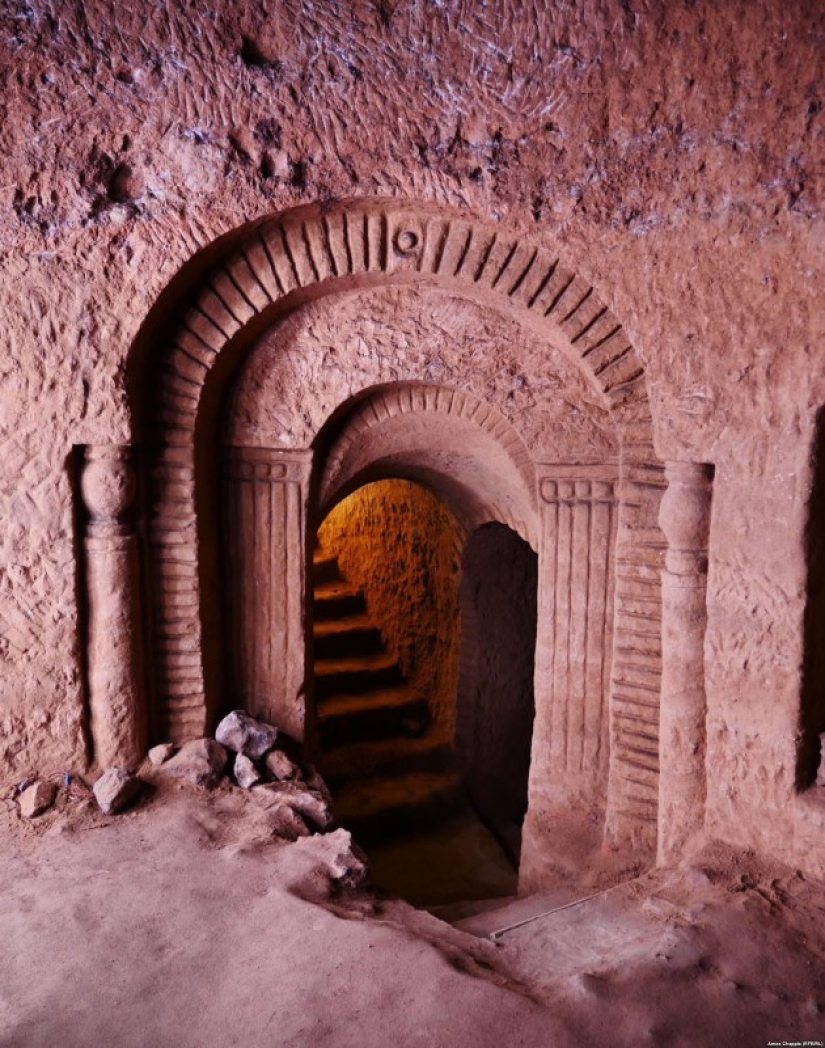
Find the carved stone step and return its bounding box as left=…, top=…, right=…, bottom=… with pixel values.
left=315, top=651, right=402, bottom=699
left=312, top=552, right=340, bottom=586
left=321, top=735, right=453, bottom=786
left=313, top=580, right=366, bottom=620
left=333, top=770, right=465, bottom=841
left=318, top=687, right=429, bottom=746
left=313, top=614, right=384, bottom=659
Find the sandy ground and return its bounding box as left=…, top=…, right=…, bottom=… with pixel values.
left=1, top=770, right=824, bottom=1048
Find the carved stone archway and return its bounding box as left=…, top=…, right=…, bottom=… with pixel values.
left=129, top=196, right=710, bottom=860
left=307, top=381, right=620, bottom=877
left=315, top=381, right=539, bottom=546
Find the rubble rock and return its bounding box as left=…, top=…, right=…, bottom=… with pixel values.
left=325, top=830, right=369, bottom=889
left=249, top=783, right=313, bottom=839
left=234, top=752, right=261, bottom=789
left=148, top=743, right=175, bottom=766
left=93, top=768, right=141, bottom=815
left=266, top=804, right=311, bottom=842
left=295, top=828, right=369, bottom=890
left=252, top=781, right=333, bottom=831
left=215, top=710, right=278, bottom=759
left=163, top=738, right=227, bottom=789
left=18, top=780, right=58, bottom=818
left=265, top=748, right=301, bottom=782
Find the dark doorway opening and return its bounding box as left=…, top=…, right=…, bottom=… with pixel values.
left=312, top=481, right=535, bottom=908
left=800, top=406, right=825, bottom=789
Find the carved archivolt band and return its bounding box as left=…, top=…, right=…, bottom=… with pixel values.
left=143, top=197, right=667, bottom=854
left=316, top=382, right=538, bottom=547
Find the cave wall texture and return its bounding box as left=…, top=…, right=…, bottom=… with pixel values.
left=1, top=0, right=823, bottom=872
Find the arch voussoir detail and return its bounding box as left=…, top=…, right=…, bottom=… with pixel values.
left=314, top=381, right=538, bottom=546
left=147, top=199, right=663, bottom=844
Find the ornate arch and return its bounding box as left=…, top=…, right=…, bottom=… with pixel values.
left=145, top=197, right=665, bottom=847
left=315, top=381, right=539, bottom=547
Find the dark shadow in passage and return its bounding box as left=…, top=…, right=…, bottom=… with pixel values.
left=800, top=405, right=825, bottom=788
left=456, top=523, right=537, bottom=863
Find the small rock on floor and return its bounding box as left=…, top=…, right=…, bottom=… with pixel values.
left=252, top=781, right=333, bottom=831
left=148, top=743, right=176, bottom=766
left=215, top=711, right=278, bottom=760
left=265, top=802, right=311, bottom=841
left=93, top=768, right=141, bottom=815
left=163, top=739, right=227, bottom=789
left=234, top=752, right=261, bottom=789
left=18, top=780, right=58, bottom=819
left=305, top=766, right=332, bottom=801
left=294, top=828, right=369, bottom=890
left=265, top=749, right=301, bottom=782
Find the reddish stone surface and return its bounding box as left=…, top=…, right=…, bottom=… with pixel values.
left=0, top=0, right=823, bottom=882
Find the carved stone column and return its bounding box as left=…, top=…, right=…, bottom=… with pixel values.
left=521, top=465, right=618, bottom=891
left=224, top=447, right=312, bottom=741
left=657, top=461, right=714, bottom=864
left=536, top=475, right=618, bottom=802
left=80, top=445, right=146, bottom=768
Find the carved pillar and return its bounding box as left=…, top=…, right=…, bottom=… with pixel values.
left=224, top=447, right=312, bottom=740
left=537, top=475, right=618, bottom=800
left=521, top=466, right=618, bottom=891
left=80, top=445, right=146, bottom=768
left=657, top=461, right=714, bottom=864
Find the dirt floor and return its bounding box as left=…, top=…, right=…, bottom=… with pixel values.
left=2, top=768, right=825, bottom=1048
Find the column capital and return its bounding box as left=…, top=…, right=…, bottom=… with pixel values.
left=537, top=465, right=618, bottom=506
left=659, top=461, right=714, bottom=576
left=80, top=444, right=137, bottom=538
left=224, top=446, right=312, bottom=485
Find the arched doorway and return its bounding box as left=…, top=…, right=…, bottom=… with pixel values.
left=315, top=479, right=461, bottom=774
left=132, top=197, right=679, bottom=886
left=306, top=477, right=539, bottom=906
left=313, top=478, right=500, bottom=905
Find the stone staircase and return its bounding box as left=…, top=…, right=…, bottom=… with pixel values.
left=312, top=547, right=462, bottom=841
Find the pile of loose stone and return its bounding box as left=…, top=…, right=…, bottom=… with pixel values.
left=148, top=709, right=335, bottom=839
left=17, top=711, right=336, bottom=843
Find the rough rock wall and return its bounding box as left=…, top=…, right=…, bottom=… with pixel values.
left=0, top=0, right=823, bottom=873
left=318, top=479, right=461, bottom=734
